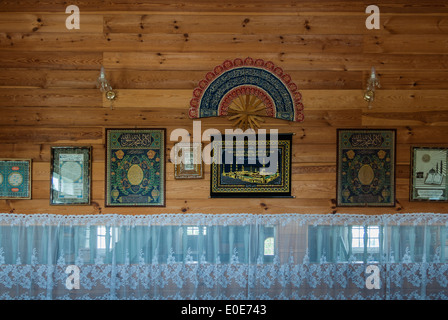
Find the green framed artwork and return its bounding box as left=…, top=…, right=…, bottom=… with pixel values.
left=210, top=133, right=293, bottom=198
left=410, top=146, right=448, bottom=202
left=50, top=146, right=91, bottom=205
left=105, top=128, right=166, bottom=207
left=336, top=129, right=396, bottom=207
left=0, top=159, right=32, bottom=200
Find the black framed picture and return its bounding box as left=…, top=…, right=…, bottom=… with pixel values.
left=210, top=133, right=293, bottom=198
left=336, top=129, right=396, bottom=207
left=410, top=146, right=448, bottom=202
left=50, top=146, right=92, bottom=205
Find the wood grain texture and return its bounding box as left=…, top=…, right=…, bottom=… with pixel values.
left=1, top=0, right=448, bottom=13
left=0, top=0, right=448, bottom=215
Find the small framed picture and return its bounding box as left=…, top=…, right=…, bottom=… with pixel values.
left=50, top=146, right=92, bottom=205
left=0, top=159, right=32, bottom=200
left=174, top=142, right=203, bottom=179
left=410, top=146, right=448, bottom=202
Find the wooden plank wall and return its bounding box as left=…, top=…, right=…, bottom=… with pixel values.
left=1, top=0, right=448, bottom=215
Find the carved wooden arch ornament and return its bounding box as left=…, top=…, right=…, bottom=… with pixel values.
left=188, top=57, right=304, bottom=130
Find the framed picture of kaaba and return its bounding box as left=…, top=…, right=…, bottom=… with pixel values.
left=336, top=129, right=396, bottom=207
left=105, top=128, right=166, bottom=207
left=410, top=146, right=448, bottom=202
left=210, top=133, right=293, bottom=198
left=50, top=146, right=91, bottom=205
left=173, top=142, right=203, bottom=179
left=0, top=159, right=32, bottom=200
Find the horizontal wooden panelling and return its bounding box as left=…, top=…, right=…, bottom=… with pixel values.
left=0, top=88, right=447, bottom=111
left=104, top=14, right=367, bottom=35
left=2, top=52, right=448, bottom=72
left=1, top=1, right=448, bottom=215
left=0, top=88, right=101, bottom=107
left=102, top=52, right=448, bottom=71
left=0, top=104, right=446, bottom=128
left=101, top=89, right=371, bottom=110
left=0, top=13, right=103, bottom=33
left=108, top=69, right=364, bottom=90
left=362, top=111, right=448, bottom=126
left=364, top=34, right=448, bottom=54
left=0, top=69, right=363, bottom=89
left=2, top=197, right=447, bottom=215
left=0, top=127, right=103, bottom=144
left=28, top=178, right=416, bottom=201
left=5, top=69, right=448, bottom=90
left=103, top=13, right=448, bottom=36
left=1, top=0, right=448, bottom=13
left=0, top=69, right=98, bottom=89
left=3, top=125, right=448, bottom=145
left=0, top=33, right=365, bottom=54
left=0, top=52, right=101, bottom=69
left=0, top=107, right=361, bottom=128
left=380, top=15, right=448, bottom=34
left=375, top=71, right=448, bottom=90
left=2, top=13, right=447, bottom=36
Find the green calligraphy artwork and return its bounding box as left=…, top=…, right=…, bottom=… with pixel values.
left=106, top=129, right=165, bottom=207
left=337, top=129, right=396, bottom=207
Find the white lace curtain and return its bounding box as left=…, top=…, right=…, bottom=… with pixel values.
left=0, top=213, right=447, bottom=300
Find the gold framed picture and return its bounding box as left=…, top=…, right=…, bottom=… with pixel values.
left=174, top=142, right=203, bottom=179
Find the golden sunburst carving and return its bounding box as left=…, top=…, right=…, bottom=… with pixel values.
left=227, top=94, right=267, bottom=130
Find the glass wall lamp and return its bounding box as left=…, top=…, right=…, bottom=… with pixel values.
left=97, top=66, right=116, bottom=109
left=364, top=67, right=380, bottom=109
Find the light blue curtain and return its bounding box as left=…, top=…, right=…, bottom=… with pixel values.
left=0, top=213, right=447, bottom=300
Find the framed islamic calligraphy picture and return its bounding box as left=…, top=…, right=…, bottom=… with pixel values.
left=0, top=159, right=32, bottom=200
left=105, top=128, right=166, bottom=207
left=210, top=133, right=293, bottom=198
left=410, top=146, right=448, bottom=202
left=336, top=129, right=396, bottom=207
left=173, top=142, right=203, bottom=179
left=50, top=146, right=91, bottom=205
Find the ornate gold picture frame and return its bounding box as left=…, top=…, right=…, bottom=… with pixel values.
left=173, top=142, right=203, bottom=179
